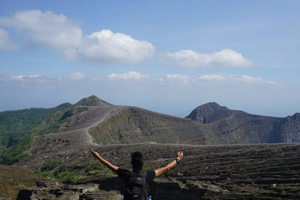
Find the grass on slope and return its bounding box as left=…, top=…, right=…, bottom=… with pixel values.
left=34, top=160, right=114, bottom=185
left=0, top=103, right=72, bottom=149
left=0, top=105, right=88, bottom=165
left=0, top=165, right=58, bottom=200
left=89, top=107, right=211, bottom=145
left=0, top=135, right=34, bottom=165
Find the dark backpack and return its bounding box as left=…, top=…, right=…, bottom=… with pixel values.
left=126, top=170, right=148, bottom=200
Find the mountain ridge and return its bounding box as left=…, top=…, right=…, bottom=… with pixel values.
left=186, top=101, right=300, bottom=144
left=2, top=95, right=300, bottom=199
left=1, top=95, right=300, bottom=167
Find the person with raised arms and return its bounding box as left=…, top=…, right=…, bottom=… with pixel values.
left=91, top=150, right=183, bottom=200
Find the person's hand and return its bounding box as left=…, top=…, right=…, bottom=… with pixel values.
left=91, top=150, right=100, bottom=158
left=177, top=151, right=183, bottom=161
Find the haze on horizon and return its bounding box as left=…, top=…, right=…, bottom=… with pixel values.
left=0, top=0, right=299, bottom=118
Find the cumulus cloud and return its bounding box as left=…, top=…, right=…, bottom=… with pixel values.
left=0, top=10, right=83, bottom=49
left=64, top=30, right=155, bottom=63
left=58, top=72, right=86, bottom=82
left=0, top=28, right=20, bottom=51
left=107, top=71, right=149, bottom=80
left=0, top=10, right=155, bottom=63
left=163, top=49, right=252, bottom=68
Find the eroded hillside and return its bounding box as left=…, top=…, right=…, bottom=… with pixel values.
left=7, top=96, right=300, bottom=199
left=89, top=106, right=210, bottom=145
left=187, top=102, right=300, bottom=144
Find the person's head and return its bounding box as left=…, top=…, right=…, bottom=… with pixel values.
left=131, top=152, right=143, bottom=171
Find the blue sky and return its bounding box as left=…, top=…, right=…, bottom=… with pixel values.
left=0, top=0, right=299, bottom=117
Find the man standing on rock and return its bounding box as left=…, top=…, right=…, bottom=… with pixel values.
left=91, top=150, right=183, bottom=200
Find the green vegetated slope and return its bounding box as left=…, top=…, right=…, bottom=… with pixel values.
left=0, top=103, right=72, bottom=149
left=89, top=106, right=216, bottom=145
left=0, top=136, right=34, bottom=165
left=0, top=95, right=109, bottom=166
left=0, top=103, right=88, bottom=165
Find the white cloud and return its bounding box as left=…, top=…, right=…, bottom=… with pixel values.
left=164, top=49, right=252, bottom=68
left=10, top=75, right=43, bottom=82
left=160, top=74, right=191, bottom=84
left=265, top=80, right=284, bottom=87
left=0, top=10, right=83, bottom=49
left=196, top=74, right=283, bottom=86
left=0, top=28, right=20, bottom=51
left=107, top=71, right=148, bottom=80
left=0, top=10, right=155, bottom=64
left=10, top=75, right=24, bottom=81
left=58, top=72, right=86, bottom=82
left=240, top=75, right=262, bottom=83
left=197, top=75, right=226, bottom=81
left=65, top=30, right=155, bottom=63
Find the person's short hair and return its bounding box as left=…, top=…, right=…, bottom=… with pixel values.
left=131, top=152, right=143, bottom=170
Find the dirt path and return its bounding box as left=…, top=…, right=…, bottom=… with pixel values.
left=84, top=106, right=125, bottom=145
left=24, top=105, right=127, bottom=156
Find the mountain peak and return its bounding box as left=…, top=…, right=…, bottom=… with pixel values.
left=185, top=102, right=229, bottom=123
left=74, top=95, right=112, bottom=106
left=201, top=102, right=222, bottom=110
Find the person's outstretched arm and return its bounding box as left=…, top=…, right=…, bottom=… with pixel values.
left=91, top=150, right=119, bottom=174
left=155, top=151, right=183, bottom=177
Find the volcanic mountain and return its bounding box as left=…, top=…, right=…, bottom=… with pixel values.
left=1, top=96, right=300, bottom=199
left=186, top=102, right=300, bottom=144
left=185, top=102, right=236, bottom=123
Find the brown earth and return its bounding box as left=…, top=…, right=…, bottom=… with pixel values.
left=6, top=98, right=300, bottom=199
left=0, top=165, right=60, bottom=200
left=13, top=141, right=300, bottom=199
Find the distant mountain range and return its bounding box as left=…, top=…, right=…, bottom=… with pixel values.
left=1, top=95, right=300, bottom=200
left=1, top=95, right=299, bottom=166
left=185, top=102, right=300, bottom=143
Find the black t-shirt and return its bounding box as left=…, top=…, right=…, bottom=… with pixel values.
left=117, top=168, right=155, bottom=197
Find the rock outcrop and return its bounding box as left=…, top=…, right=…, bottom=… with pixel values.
left=0, top=165, right=60, bottom=200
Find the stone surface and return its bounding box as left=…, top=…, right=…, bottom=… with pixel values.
left=10, top=142, right=300, bottom=199
left=79, top=190, right=123, bottom=200
left=16, top=184, right=101, bottom=200
left=0, top=165, right=59, bottom=200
